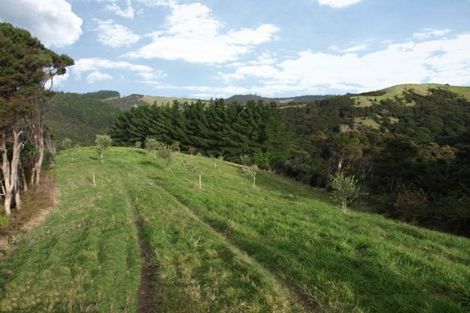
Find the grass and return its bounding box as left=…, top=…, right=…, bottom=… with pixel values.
left=1, top=147, right=469, bottom=312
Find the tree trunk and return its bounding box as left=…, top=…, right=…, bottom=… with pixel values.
left=1, top=129, right=23, bottom=215
left=338, top=156, right=344, bottom=171
left=341, top=200, right=347, bottom=213
left=21, top=165, right=28, bottom=192
left=3, top=193, right=12, bottom=216
left=14, top=189, right=21, bottom=210
left=34, top=132, right=44, bottom=186
left=253, top=176, right=256, bottom=187
left=30, top=168, right=36, bottom=187
left=198, top=174, right=202, bottom=190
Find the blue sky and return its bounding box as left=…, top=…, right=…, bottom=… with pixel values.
left=1, top=0, right=470, bottom=98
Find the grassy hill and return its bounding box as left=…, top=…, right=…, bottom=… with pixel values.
left=226, top=94, right=332, bottom=105
left=103, top=93, right=203, bottom=109
left=352, top=83, right=470, bottom=107
left=1, top=147, right=469, bottom=312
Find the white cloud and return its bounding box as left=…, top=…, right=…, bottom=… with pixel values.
left=127, top=2, right=279, bottom=64
left=106, top=0, right=135, bottom=19
left=413, top=28, right=451, bottom=40
left=329, top=44, right=368, bottom=53
left=219, top=33, right=470, bottom=96
left=72, top=58, right=165, bottom=83
left=86, top=71, right=113, bottom=84
left=318, top=0, right=361, bottom=9
left=136, top=0, right=176, bottom=6
left=0, top=0, right=82, bottom=47
left=95, top=19, right=140, bottom=47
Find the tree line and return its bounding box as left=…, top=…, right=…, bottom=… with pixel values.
left=110, top=89, right=470, bottom=236
left=110, top=100, right=289, bottom=167
left=0, top=23, right=73, bottom=215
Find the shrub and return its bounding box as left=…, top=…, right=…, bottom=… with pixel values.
left=242, top=166, right=257, bottom=187
left=156, top=142, right=172, bottom=166
left=61, top=138, right=73, bottom=150
left=135, top=141, right=142, bottom=149
left=254, top=152, right=270, bottom=170
left=144, top=137, right=159, bottom=155
left=95, top=135, right=112, bottom=163
left=329, top=172, right=360, bottom=213
left=240, top=154, right=252, bottom=166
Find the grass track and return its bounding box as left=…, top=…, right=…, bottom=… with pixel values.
left=1, top=147, right=469, bottom=313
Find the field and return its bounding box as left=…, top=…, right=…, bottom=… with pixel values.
left=0, top=148, right=469, bottom=312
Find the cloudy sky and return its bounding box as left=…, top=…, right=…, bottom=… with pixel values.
left=1, top=0, right=470, bottom=98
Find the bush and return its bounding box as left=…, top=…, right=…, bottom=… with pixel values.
left=135, top=141, right=142, bottom=149
left=254, top=152, right=270, bottom=170
left=95, top=135, right=112, bottom=162
left=144, top=137, right=159, bottom=155
left=242, top=166, right=257, bottom=187
left=240, top=154, right=252, bottom=166
left=329, top=172, right=360, bottom=213
left=156, top=142, right=172, bottom=166
left=61, top=138, right=73, bottom=150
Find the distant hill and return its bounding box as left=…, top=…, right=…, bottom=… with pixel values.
left=225, top=94, right=332, bottom=104
left=103, top=93, right=202, bottom=110
left=45, top=92, right=121, bottom=146
left=45, top=91, right=204, bottom=146
left=46, top=84, right=470, bottom=147
left=352, top=83, right=470, bottom=107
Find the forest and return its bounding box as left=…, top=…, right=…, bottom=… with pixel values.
left=109, top=89, right=470, bottom=236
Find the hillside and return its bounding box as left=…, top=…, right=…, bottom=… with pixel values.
left=352, top=83, right=470, bottom=107
left=226, top=94, right=332, bottom=105
left=45, top=91, right=202, bottom=146
left=45, top=92, right=121, bottom=146
left=103, top=94, right=201, bottom=110
left=1, top=147, right=469, bottom=312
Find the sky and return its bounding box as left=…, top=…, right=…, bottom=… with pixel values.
left=1, top=0, right=470, bottom=98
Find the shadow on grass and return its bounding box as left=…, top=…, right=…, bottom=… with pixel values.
left=139, top=160, right=163, bottom=170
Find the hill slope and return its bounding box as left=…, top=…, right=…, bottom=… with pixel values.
left=352, top=83, right=470, bottom=107
left=1, top=148, right=469, bottom=312
left=45, top=92, right=121, bottom=146
left=226, top=94, right=332, bottom=104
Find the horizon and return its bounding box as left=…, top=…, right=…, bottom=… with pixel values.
left=65, top=82, right=470, bottom=99
left=1, top=1, right=470, bottom=98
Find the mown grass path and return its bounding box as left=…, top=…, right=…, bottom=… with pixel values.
left=1, top=147, right=469, bottom=313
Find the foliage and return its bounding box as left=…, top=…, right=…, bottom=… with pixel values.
left=95, top=134, right=112, bottom=162
left=61, top=138, right=73, bottom=150
left=329, top=172, right=360, bottom=212
left=239, top=154, right=252, bottom=166
left=144, top=137, right=159, bottom=156
left=156, top=142, right=172, bottom=166
left=0, top=22, right=73, bottom=215
left=110, top=100, right=289, bottom=166
left=279, top=88, right=470, bottom=235
left=0, top=215, right=9, bottom=225
left=44, top=92, right=120, bottom=146
left=134, top=141, right=142, bottom=149
left=241, top=166, right=257, bottom=187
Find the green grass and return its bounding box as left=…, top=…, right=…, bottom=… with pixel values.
left=1, top=147, right=469, bottom=312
